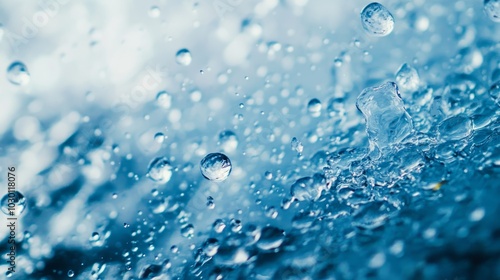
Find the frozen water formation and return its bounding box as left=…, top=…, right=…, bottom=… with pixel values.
left=200, top=153, right=232, bottom=182
left=361, top=2, right=395, bottom=36
left=356, top=82, right=413, bottom=149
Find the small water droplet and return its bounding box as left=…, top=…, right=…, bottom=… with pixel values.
left=307, top=98, right=322, bottom=117
left=176, top=48, right=192, bottom=66
left=68, top=270, right=75, bottom=277
left=1, top=191, right=27, bottom=216
left=218, top=130, right=239, bottom=153
left=154, top=132, right=165, bottom=143
left=7, top=61, right=30, bottom=85
left=156, top=91, right=172, bottom=109
left=147, top=157, right=173, bottom=184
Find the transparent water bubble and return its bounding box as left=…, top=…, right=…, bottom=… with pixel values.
left=7, top=61, right=30, bottom=86
left=176, top=48, right=192, bottom=66
left=356, top=82, right=413, bottom=149
left=147, top=157, right=173, bottom=184
left=484, top=0, right=500, bottom=22
left=213, top=219, right=226, bottom=233
left=360, top=2, right=395, bottom=37
left=437, top=114, right=473, bottom=141
left=200, top=153, right=232, bottom=182
left=256, top=226, right=286, bottom=250
left=1, top=191, right=27, bottom=216
left=156, top=91, right=172, bottom=109
left=307, top=98, right=322, bottom=117
left=218, top=130, right=239, bottom=153
left=396, top=63, right=420, bottom=93
left=214, top=244, right=250, bottom=266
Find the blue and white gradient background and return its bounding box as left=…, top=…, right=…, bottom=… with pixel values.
left=1, top=0, right=500, bottom=279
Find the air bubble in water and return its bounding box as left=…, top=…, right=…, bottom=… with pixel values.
left=7, top=61, right=30, bottom=86
left=200, top=153, right=232, bottom=182
left=360, top=2, right=395, bottom=37
left=356, top=82, right=413, bottom=149
left=307, top=98, right=322, bottom=117
left=396, top=63, right=420, bottom=93
left=218, top=130, right=239, bottom=153
left=176, top=48, right=192, bottom=66
left=147, top=157, right=173, bottom=184
left=1, top=191, right=27, bottom=216
left=156, top=91, right=172, bottom=109
left=484, top=0, right=500, bottom=22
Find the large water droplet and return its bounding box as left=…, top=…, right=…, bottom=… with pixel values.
left=7, top=61, right=30, bottom=86
left=147, top=157, right=173, bottom=184
left=356, top=82, right=413, bottom=149
left=1, top=191, right=27, bottom=216
left=176, top=48, right=192, bottom=66
left=484, top=0, right=500, bottom=22
left=360, top=2, right=395, bottom=37
left=200, top=153, right=232, bottom=182
left=396, top=63, right=420, bottom=93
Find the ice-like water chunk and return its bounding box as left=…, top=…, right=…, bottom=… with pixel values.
left=396, top=63, right=420, bottom=93
left=437, top=114, right=473, bottom=141
left=356, top=82, right=413, bottom=149
left=360, top=2, right=395, bottom=37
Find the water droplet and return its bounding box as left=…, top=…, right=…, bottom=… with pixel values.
left=200, top=153, right=232, bottom=182
left=307, top=98, right=322, bottom=117
left=147, top=157, right=173, bottom=184
left=214, top=244, right=250, bottom=266
left=218, top=130, right=239, bottom=153
left=356, top=82, right=413, bottom=149
left=90, top=232, right=100, bottom=241
left=1, top=191, right=27, bottom=216
left=484, top=0, right=500, bottom=22
left=176, top=48, right=192, bottom=66
left=154, top=132, right=165, bottom=143
left=396, top=63, right=420, bottom=93
left=256, top=226, right=285, bottom=250
left=7, top=61, right=30, bottom=85
left=67, top=270, right=75, bottom=277
left=360, top=2, right=395, bottom=37
left=213, top=219, right=226, bottom=233
left=149, top=6, right=160, bottom=18
left=203, top=238, right=220, bottom=257
left=291, top=137, right=304, bottom=153
left=181, top=224, right=195, bottom=238
left=156, top=91, right=173, bottom=109
left=206, top=196, right=215, bottom=209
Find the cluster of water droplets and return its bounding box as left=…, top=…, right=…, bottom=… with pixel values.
left=2, top=0, right=500, bottom=279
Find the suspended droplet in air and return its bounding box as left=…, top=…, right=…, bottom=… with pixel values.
left=147, top=157, right=173, bottom=184
left=176, top=49, right=192, bottom=66
left=200, top=153, right=232, bottom=182
left=361, top=2, right=395, bottom=37
left=7, top=61, right=30, bottom=86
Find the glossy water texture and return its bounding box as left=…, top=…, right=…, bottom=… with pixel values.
left=1, top=1, right=500, bottom=279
